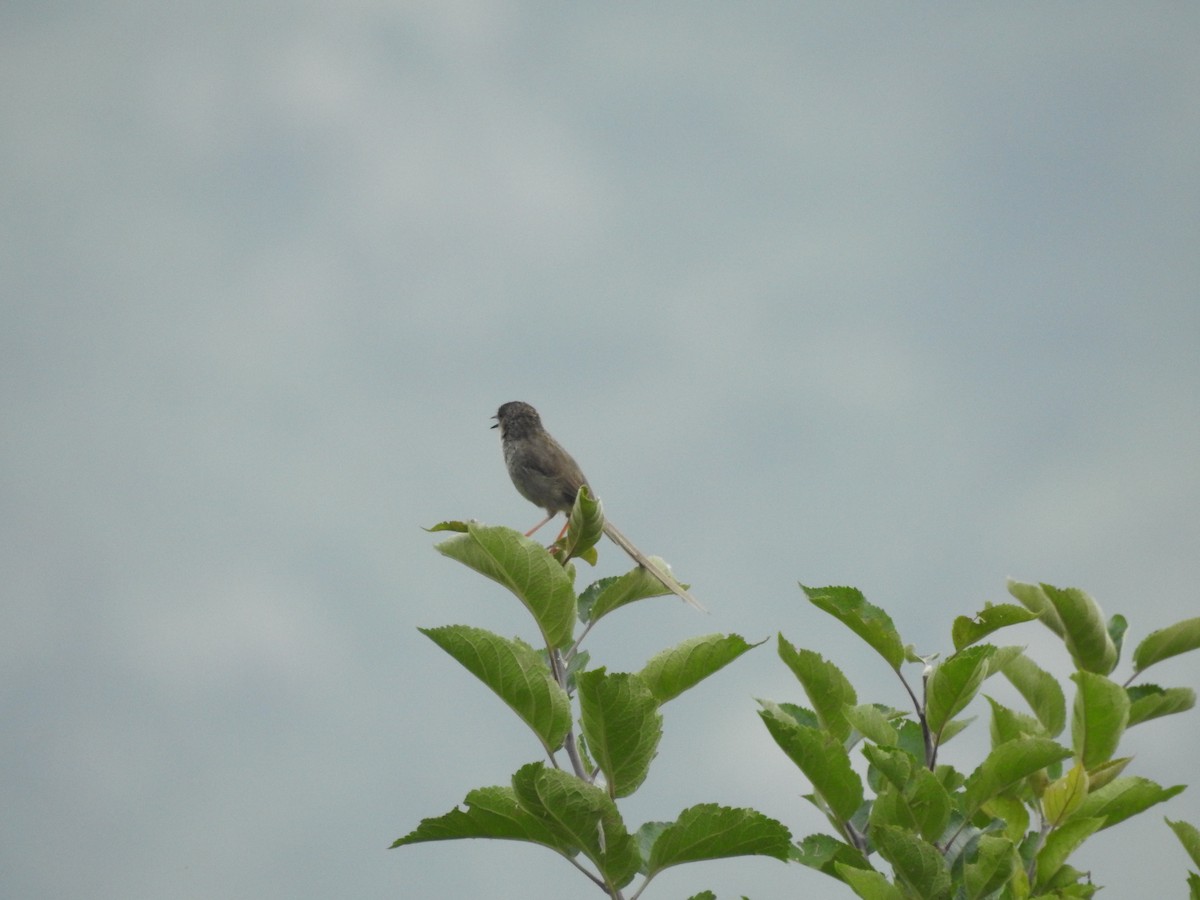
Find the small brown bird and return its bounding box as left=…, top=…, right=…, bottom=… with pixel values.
left=492, top=401, right=706, bottom=612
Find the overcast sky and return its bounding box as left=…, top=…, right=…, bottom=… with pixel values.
left=4, top=4, right=1199, bottom=899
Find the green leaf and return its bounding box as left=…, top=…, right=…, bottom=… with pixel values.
left=1070, top=672, right=1129, bottom=768
left=775, top=701, right=820, bottom=729
left=873, top=825, right=951, bottom=900
left=980, top=794, right=1029, bottom=844
left=577, top=669, right=662, bottom=798
left=1127, top=684, right=1196, bottom=726
left=759, top=700, right=864, bottom=822
left=845, top=703, right=901, bottom=748
left=436, top=524, right=576, bottom=648
left=1043, top=583, right=1119, bottom=675
left=419, top=626, right=571, bottom=754
left=777, top=635, right=858, bottom=740
left=424, top=519, right=471, bottom=533
left=1167, top=818, right=1200, bottom=868
left=961, top=738, right=1072, bottom=817
left=1074, top=776, right=1185, bottom=830
left=863, top=745, right=952, bottom=842
left=1042, top=863, right=1095, bottom=894
left=1043, top=763, right=1089, bottom=827
left=986, top=696, right=1046, bottom=746
left=1107, top=614, right=1128, bottom=661
left=1007, top=579, right=1065, bottom=637
left=586, top=566, right=677, bottom=623
left=511, top=762, right=641, bottom=888
left=836, top=862, right=906, bottom=899
left=927, top=645, right=995, bottom=735
left=1084, top=756, right=1131, bottom=791
left=964, top=834, right=1019, bottom=899
left=391, top=784, right=568, bottom=850
left=953, top=603, right=1040, bottom=651
left=1035, top=816, right=1104, bottom=887
left=644, top=804, right=791, bottom=874
left=938, top=716, right=974, bottom=746
left=1000, top=653, right=1066, bottom=737
left=639, top=633, right=762, bottom=705
left=791, top=833, right=871, bottom=878
left=802, top=584, right=905, bottom=670
left=1133, top=617, right=1200, bottom=675
left=558, top=484, right=604, bottom=563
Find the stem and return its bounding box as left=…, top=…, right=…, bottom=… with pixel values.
left=897, top=668, right=938, bottom=770
left=842, top=819, right=868, bottom=854
left=563, top=854, right=608, bottom=891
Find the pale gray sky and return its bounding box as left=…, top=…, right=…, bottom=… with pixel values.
left=3, top=4, right=1199, bottom=898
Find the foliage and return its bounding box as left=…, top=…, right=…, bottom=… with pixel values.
left=395, top=492, right=787, bottom=898
left=397, top=503, right=1199, bottom=897
left=768, top=581, right=1197, bottom=898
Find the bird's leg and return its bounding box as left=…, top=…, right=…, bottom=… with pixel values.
left=523, top=512, right=556, bottom=537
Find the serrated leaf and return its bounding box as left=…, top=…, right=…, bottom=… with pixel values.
left=1084, top=756, right=1130, bottom=791
left=424, top=519, right=471, bottom=533
left=845, top=703, right=901, bottom=748
left=964, top=833, right=1019, bottom=899
left=1127, top=684, right=1196, bottom=726
left=836, top=862, right=906, bottom=899
left=511, top=762, right=641, bottom=887
left=896, top=718, right=927, bottom=761
left=759, top=701, right=864, bottom=822
left=1167, top=818, right=1200, bottom=868
left=1042, top=863, right=1095, bottom=894
left=1108, top=614, right=1127, bottom=661
left=634, top=819, right=668, bottom=870
left=645, top=803, right=791, bottom=874
left=1071, top=672, right=1129, bottom=768
left=557, top=485, right=604, bottom=563
left=939, top=716, right=974, bottom=746
left=1007, top=579, right=1065, bottom=637
left=986, top=696, right=1046, bottom=746
left=1043, top=763, right=1089, bottom=827
left=863, top=745, right=951, bottom=842
left=419, top=626, right=571, bottom=753
left=1035, top=816, right=1104, bottom=887
left=981, top=794, right=1030, bottom=844
left=961, top=738, right=1072, bottom=817
left=586, top=565, right=675, bottom=622
left=1074, top=776, right=1185, bottom=830
left=437, top=524, right=576, bottom=648
left=927, top=645, right=995, bottom=735
left=577, top=669, right=662, bottom=798
left=778, top=635, right=857, bottom=740
left=987, top=644, right=1027, bottom=674
left=792, top=832, right=872, bottom=877
left=772, top=701, right=820, bottom=729
left=1000, top=653, right=1066, bottom=737
left=391, top=784, right=568, bottom=850
left=1133, top=617, right=1200, bottom=675
left=953, top=603, right=1040, bottom=651
left=639, top=633, right=762, bottom=705
left=873, top=825, right=951, bottom=899
left=1042, top=583, right=1118, bottom=675
left=802, top=584, right=905, bottom=670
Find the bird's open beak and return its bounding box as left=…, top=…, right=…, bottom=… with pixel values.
left=490, top=417, right=499, bottom=430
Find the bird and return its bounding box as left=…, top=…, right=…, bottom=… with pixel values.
left=491, top=401, right=706, bottom=612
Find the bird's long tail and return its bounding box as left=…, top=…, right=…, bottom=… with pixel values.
left=601, top=520, right=707, bottom=613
